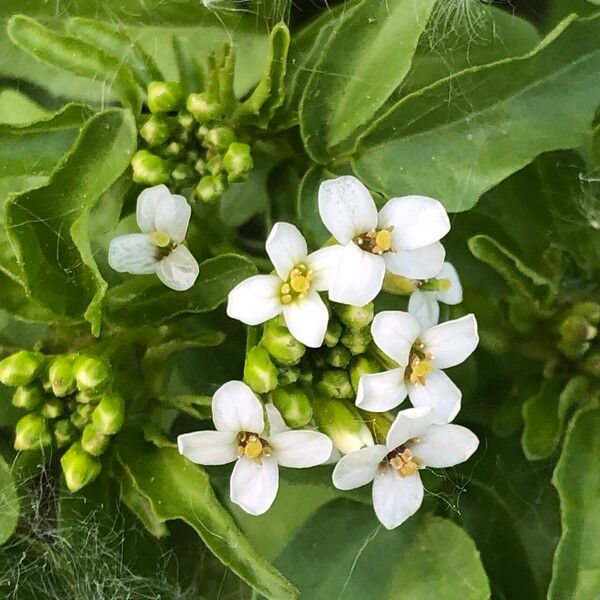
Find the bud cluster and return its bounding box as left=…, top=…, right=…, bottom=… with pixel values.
left=557, top=301, right=600, bottom=376
left=0, top=350, right=125, bottom=492
left=131, top=80, right=253, bottom=202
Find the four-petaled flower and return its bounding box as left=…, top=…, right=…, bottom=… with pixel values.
left=227, top=222, right=342, bottom=347
left=332, top=406, right=478, bottom=529
left=108, top=185, right=199, bottom=291
left=177, top=381, right=333, bottom=516
left=356, top=311, right=478, bottom=423
left=318, top=175, right=450, bottom=307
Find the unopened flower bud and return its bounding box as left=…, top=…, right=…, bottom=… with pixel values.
left=186, top=92, right=223, bottom=122
left=54, top=419, right=76, bottom=447
left=131, top=150, right=170, bottom=186
left=272, top=385, right=313, bottom=428
left=139, top=114, right=171, bottom=147
left=61, top=442, right=102, bottom=492
left=559, top=314, right=596, bottom=343
left=325, top=346, right=351, bottom=368
left=195, top=175, right=225, bottom=202
left=81, top=422, right=110, bottom=456
left=14, top=413, right=51, bottom=451
left=92, top=392, right=125, bottom=435
left=71, top=403, right=95, bottom=429
left=41, top=398, right=64, bottom=419
left=207, top=154, right=223, bottom=175
left=382, top=273, right=416, bottom=295
left=74, top=356, right=111, bottom=395
left=12, top=386, right=44, bottom=411
left=557, top=339, right=590, bottom=360
left=324, top=319, right=342, bottom=348
left=147, top=81, right=184, bottom=113
left=160, top=140, right=184, bottom=158
left=0, top=350, right=44, bottom=387
left=277, top=365, right=300, bottom=386
left=177, top=110, right=195, bottom=131
left=572, top=301, right=600, bottom=325
left=171, top=163, right=194, bottom=185
left=205, top=126, right=236, bottom=151
left=313, top=398, right=373, bottom=455
left=244, top=345, right=278, bottom=394
left=349, top=356, right=380, bottom=391
left=316, top=369, right=354, bottom=399
left=333, top=303, right=374, bottom=331
left=583, top=353, right=600, bottom=377
left=261, top=320, right=306, bottom=366
left=48, top=355, right=77, bottom=397
left=194, top=158, right=207, bottom=175
left=223, top=142, right=253, bottom=183
left=341, top=327, right=372, bottom=355
left=298, top=368, right=313, bottom=386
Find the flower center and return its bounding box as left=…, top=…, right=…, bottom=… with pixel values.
left=384, top=443, right=422, bottom=477
left=419, top=277, right=451, bottom=292
left=354, top=226, right=394, bottom=255
left=150, top=231, right=172, bottom=248
left=280, top=263, right=314, bottom=304
left=237, top=431, right=270, bottom=463
left=404, top=342, right=433, bottom=385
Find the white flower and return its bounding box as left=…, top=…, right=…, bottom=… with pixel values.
left=226, top=222, right=342, bottom=348
left=356, top=311, right=478, bottom=423
left=408, top=262, right=463, bottom=329
left=332, top=406, right=478, bottom=529
left=108, top=185, right=199, bottom=291
left=318, top=175, right=450, bottom=307
left=177, top=381, right=333, bottom=516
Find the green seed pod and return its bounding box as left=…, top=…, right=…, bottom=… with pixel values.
left=54, top=419, right=76, bottom=447
left=139, top=114, right=171, bottom=147
left=333, top=303, right=374, bottom=331
left=272, top=385, right=313, bottom=428
left=324, top=318, right=343, bottom=348
left=147, top=81, right=184, bottom=113
left=0, top=350, right=44, bottom=387
left=195, top=174, right=225, bottom=202
left=41, top=398, right=64, bottom=420
left=14, top=413, right=52, bottom=451
left=341, top=327, right=372, bottom=355
left=583, top=352, right=600, bottom=377
left=572, top=301, right=600, bottom=325
left=74, top=356, right=111, bottom=395
left=61, top=442, right=102, bottom=493
left=48, top=355, right=77, bottom=397
left=244, top=345, right=278, bottom=394
left=92, top=392, right=125, bottom=435
left=277, top=365, right=300, bottom=386
left=81, top=422, right=110, bottom=456
left=171, top=163, right=195, bottom=185
left=177, top=110, right=195, bottom=131
left=261, top=320, right=306, bottom=366
left=71, top=403, right=95, bottom=430
left=316, top=369, right=354, bottom=400
left=207, top=154, right=223, bottom=175
left=131, top=150, right=170, bottom=185
left=559, top=314, right=597, bottom=343
left=349, top=356, right=380, bottom=391
left=222, top=142, right=253, bottom=183
left=186, top=92, right=223, bottom=122
left=313, top=397, right=373, bottom=455
left=12, top=385, right=44, bottom=411
left=325, top=345, right=352, bottom=369
left=205, top=126, right=236, bottom=151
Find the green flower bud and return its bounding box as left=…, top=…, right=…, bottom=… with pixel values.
left=222, top=142, right=253, bottom=183
left=71, top=403, right=95, bottom=429
left=177, top=110, right=195, bottom=131
left=324, top=319, right=342, bottom=348
left=81, top=422, right=110, bottom=456
left=92, top=392, right=125, bottom=435
left=382, top=273, right=416, bottom=295
left=147, top=81, right=184, bottom=113
left=572, top=301, right=600, bottom=325
left=325, top=346, right=352, bottom=369
left=207, top=154, right=223, bottom=175
left=0, top=350, right=44, bottom=387
left=349, top=356, right=380, bottom=391
left=195, top=175, right=225, bottom=202
left=160, top=140, right=184, bottom=158
left=171, top=163, right=195, bottom=185
left=244, top=345, right=278, bottom=394
left=557, top=338, right=590, bottom=360
left=61, top=442, right=102, bottom=492
left=41, top=398, right=64, bottom=420
left=298, top=368, right=314, bottom=386
left=316, top=369, right=354, bottom=400
left=186, top=92, right=223, bottom=122
left=333, top=303, right=374, bottom=331
left=131, top=150, right=170, bottom=186
left=559, top=314, right=597, bottom=343
left=76, top=389, right=98, bottom=404
left=54, top=419, right=76, bottom=447
left=313, top=398, right=373, bottom=455
left=277, top=365, right=300, bottom=386
left=194, top=158, right=207, bottom=175
left=197, top=124, right=210, bottom=139
left=48, top=355, right=77, bottom=397
left=74, top=356, right=111, bottom=395
left=261, top=320, right=306, bottom=366
left=205, top=126, right=236, bottom=151
left=341, top=327, right=372, bottom=355
left=14, top=413, right=51, bottom=451
left=139, top=114, right=171, bottom=147
left=12, top=386, right=44, bottom=411
left=583, top=352, right=600, bottom=377
left=272, top=385, right=313, bottom=428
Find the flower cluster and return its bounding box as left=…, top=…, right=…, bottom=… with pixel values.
left=178, top=175, right=480, bottom=528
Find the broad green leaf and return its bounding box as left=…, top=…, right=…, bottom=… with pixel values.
left=0, top=455, right=19, bottom=545
left=8, top=15, right=142, bottom=114
left=6, top=108, right=137, bottom=334
left=273, top=499, right=489, bottom=599
left=549, top=407, right=600, bottom=600
left=105, top=254, right=256, bottom=326
left=297, top=166, right=331, bottom=248
left=300, top=0, right=436, bottom=162
left=116, top=431, right=299, bottom=600
left=354, top=14, right=600, bottom=212
left=0, top=89, right=47, bottom=124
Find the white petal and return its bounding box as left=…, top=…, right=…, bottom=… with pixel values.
left=282, top=289, right=328, bottom=348
left=435, top=262, right=463, bottom=305
left=356, top=369, right=407, bottom=412
left=378, top=195, right=450, bottom=250
left=384, top=242, right=446, bottom=280
left=155, top=245, right=199, bottom=291
left=270, top=430, right=333, bottom=468
left=414, top=424, right=479, bottom=468
left=177, top=431, right=237, bottom=465
left=408, top=289, right=439, bottom=330
left=318, top=176, right=377, bottom=244
left=212, top=381, right=264, bottom=434
left=421, top=314, right=479, bottom=369
left=407, top=369, right=461, bottom=425
left=329, top=242, right=385, bottom=307
left=332, top=445, right=388, bottom=490
left=155, top=194, right=191, bottom=243
left=265, top=222, right=308, bottom=280
left=306, top=245, right=344, bottom=291
left=108, top=233, right=156, bottom=274
left=386, top=406, right=434, bottom=450
left=136, top=184, right=171, bottom=233
left=371, top=311, right=421, bottom=367
left=230, top=456, right=279, bottom=516
left=227, top=275, right=282, bottom=326
left=372, top=467, right=424, bottom=530
left=266, top=402, right=289, bottom=435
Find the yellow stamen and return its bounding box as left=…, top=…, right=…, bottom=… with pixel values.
left=150, top=231, right=171, bottom=248
left=375, top=229, right=392, bottom=252
left=243, top=436, right=264, bottom=459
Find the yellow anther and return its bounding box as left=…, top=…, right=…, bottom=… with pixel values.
left=412, top=360, right=432, bottom=380
left=375, top=229, right=392, bottom=252
left=150, top=231, right=171, bottom=248
left=281, top=294, right=292, bottom=304
left=437, top=277, right=451, bottom=292
left=243, top=436, right=264, bottom=459
left=399, top=462, right=419, bottom=477
left=290, top=275, right=310, bottom=294
left=280, top=283, right=291, bottom=294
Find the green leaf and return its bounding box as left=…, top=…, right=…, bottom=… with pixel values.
left=273, top=499, right=489, bottom=599
left=116, top=431, right=299, bottom=600
left=300, top=0, right=436, bottom=162
left=0, top=455, right=19, bottom=545
left=549, top=407, right=600, bottom=600
left=354, top=14, right=600, bottom=212
left=105, top=253, right=256, bottom=326
left=8, top=15, right=142, bottom=114
left=5, top=108, right=137, bottom=334
left=297, top=166, right=331, bottom=248
left=0, top=89, right=47, bottom=125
